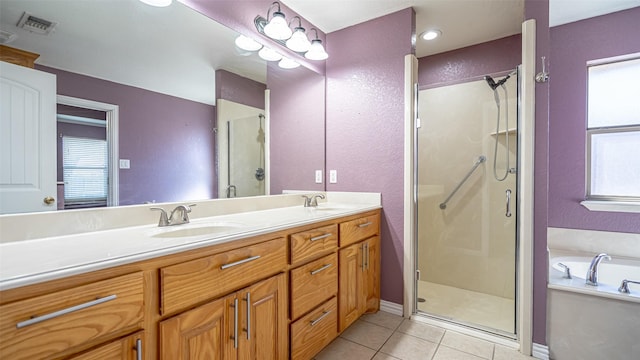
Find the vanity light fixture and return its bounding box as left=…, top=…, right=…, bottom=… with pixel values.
left=263, top=2, right=292, bottom=40
left=285, top=16, right=311, bottom=52
left=421, top=29, right=442, bottom=41
left=304, top=28, right=328, bottom=61
left=138, top=0, right=172, bottom=7
left=258, top=47, right=282, bottom=62
left=235, top=35, right=263, bottom=52
left=279, top=57, right=300, bottom=69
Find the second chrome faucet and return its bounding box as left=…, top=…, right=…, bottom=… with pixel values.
left=586, top=253, right=611, bottom=286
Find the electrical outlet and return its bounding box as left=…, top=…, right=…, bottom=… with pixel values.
left=315, top=170, right=323, bottom=184
left=329, top=170, right=337, bottom=184
left=119, top=159, right=130, bottom=169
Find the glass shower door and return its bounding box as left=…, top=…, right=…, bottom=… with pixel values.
left=415, top=74, right=518, bottom=337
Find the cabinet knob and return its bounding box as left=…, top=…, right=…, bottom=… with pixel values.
left=43, top=196, right=55, bottom=205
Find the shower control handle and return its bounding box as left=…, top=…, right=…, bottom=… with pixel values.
left=505, top=189, right=512, bottom=218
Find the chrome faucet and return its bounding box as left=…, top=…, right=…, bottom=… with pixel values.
left=302, top=194, right=325, bottom=207
left=618, top=279, right=640, bottom=294
left=150, top=204, right=196, bottom=227
left=585, top=253, right=611, bottom=286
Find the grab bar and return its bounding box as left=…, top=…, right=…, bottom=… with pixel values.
left=439, top=155, right=486, bottom=210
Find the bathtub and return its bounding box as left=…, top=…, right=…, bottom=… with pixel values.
left=549, top=254, right=640, bottom=303
left=547, top=252, right=640, bottom=360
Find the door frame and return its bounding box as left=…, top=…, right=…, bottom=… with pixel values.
left=57, top=95, right=119, bottom=207
left=402, top=19, right=537, bottom=355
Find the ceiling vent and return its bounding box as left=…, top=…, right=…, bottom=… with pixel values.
left=17, top=12, right=57, bottom=35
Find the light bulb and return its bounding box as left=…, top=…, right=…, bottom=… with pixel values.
left=263, top=12, right=292, bottom=40
left=285, top=27, right=311, bottom=52
left=279, top=57, right=300, bottom=69
left=304, top=39, right=328, bottom=60
left=258, top=47, right=282, bottom=62
left=421, top=30, right=441, bottom=41
left=138, top=0, right=172, bottom=7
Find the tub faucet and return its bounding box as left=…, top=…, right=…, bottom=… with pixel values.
left=585, top=253, right=611, bottom=286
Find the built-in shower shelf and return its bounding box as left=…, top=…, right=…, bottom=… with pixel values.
left=489, top=128, right=517, bottom=136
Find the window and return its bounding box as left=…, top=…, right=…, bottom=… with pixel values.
left=586, top=57, right=640, bottom=202
left=62, top=136, right=108, bottom=208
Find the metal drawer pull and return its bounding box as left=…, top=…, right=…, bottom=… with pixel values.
left=310, top=233, right=332, bottom=242
left=221, top=255, right=261, bottom=269
left=16, top=294, right=117, bottom=329
left=357, top=222, right=373, bottom=228
left=310, top=264, right=332, bottom=275
left=310, top=310, right=331, bottom=326
left=245, top=292, right=251, bottom=340
left=135, top=338, right=142, bottom=360
left=365, top=243, right=369, bottom=270
left=232, top=298, right=238, bottom=349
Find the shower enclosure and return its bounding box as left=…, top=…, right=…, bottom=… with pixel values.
left=415, top=70, right=519, bottom=337
left=217, top=99, right=266, bottom=198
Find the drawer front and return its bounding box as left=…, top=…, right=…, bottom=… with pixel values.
left=291, top=297, right=338, bottom=360
left=290, top=224, right=338, bottom=266
left=70, top=331, right=143, bottom=360
left=0, top=272, right=144, bottom=360
left=160, top=237, right=287, bottom=315
left=339, top=213, right=380, bottom=247
left=290, top=253, right=338, bottom=320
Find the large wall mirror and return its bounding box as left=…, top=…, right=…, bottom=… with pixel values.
left=0, top=0, right=326, bottom=214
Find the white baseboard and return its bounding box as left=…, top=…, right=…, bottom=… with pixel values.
left=379, top=300, right=403, bottom=316
left=532, top=343, right=549, bottom=360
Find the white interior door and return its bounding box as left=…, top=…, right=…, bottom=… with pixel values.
left=0, top=61, right=57, bottom=214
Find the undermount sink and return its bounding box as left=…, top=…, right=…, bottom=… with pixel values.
left=151, top=223, right=244, bottom=238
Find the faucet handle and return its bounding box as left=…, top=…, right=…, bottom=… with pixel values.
left=301, top=195, right=312, bottom=207
left=618, top=279, right=640, bottom=294
left=150, top=207, right=170, bottom=226
left=310, top=194, right=326, bottom=207
left=557, top=262, right=572, bottom=279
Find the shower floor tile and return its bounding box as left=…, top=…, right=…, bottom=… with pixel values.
left=417, top=280, right=515, bottom=334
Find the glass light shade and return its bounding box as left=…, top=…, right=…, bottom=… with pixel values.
left=258, top=47, right=282, bottom=62
left=304, top=39, right=328, bottom=60
left=279, top=57, right=300, bottom=69
left=421, top=30, right=441, bottom=41
left=285, top=27, right=311, bottom=52
left=235, top=35, right=262, bottom=51
left=263, top=12, right=292, bottom=40
left=139, top=0, right=172, bottom=7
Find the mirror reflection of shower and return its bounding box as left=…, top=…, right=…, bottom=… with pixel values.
left=485, top=69, right=517, bottom=181
left=255, top=114, right=265, bottom=181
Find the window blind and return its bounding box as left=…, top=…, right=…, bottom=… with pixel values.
left=62, top=136, right=108, bottom=207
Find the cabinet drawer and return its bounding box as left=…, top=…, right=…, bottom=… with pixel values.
left=160, top=237, right=287, bottom=315
left=0, top=272, right=144, bottom=360
left=291, top=253, right=338, bottom=320
left=290, top=224, right=338, bottom=266
left=291, top=297, right=338, bottom=360
left=339, top=213, right=380, bottom=247
left=70, top=331, right=143, bottom=360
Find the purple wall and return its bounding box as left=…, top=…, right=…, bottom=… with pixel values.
left=268, top=63, right=325, bottom=194
left=215, top=69, right=266, bottom=110
left=37, top=65, right=217, bottom=205
left=181, top=0, right=326, bottom=75
left=549, top=7, right=640, bottom=233
left=525, top=0, right=550, bottom=346
left=418, top=34, right=521, bottom=88
left=326, top=8, right=415, bottom=304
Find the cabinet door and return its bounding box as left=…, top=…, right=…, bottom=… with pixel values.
left=69, top=331, right=143, bottom=360
left=338, top=242, right=364, bottom=332
left=238, top=273, right=287, bottom=360
left=159, top=294, right=234, bottom=360
left=363, top=236, right=381, bottom=313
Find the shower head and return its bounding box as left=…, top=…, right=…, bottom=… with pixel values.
left=258, top=113, right=265, bottom=120
left=485, top=75, right=498, bottom=90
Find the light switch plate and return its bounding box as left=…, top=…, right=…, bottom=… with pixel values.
left=329, top=170, right=337, bottom=183
left=119, top=159, right=130, bottom=169
left=315, top=170, right=323, bottom=184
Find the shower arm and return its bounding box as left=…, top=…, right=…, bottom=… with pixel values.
left=439, top=155, right=486, bottom=210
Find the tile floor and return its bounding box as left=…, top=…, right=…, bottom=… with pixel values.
left=314, top=311, right=535, bottom=360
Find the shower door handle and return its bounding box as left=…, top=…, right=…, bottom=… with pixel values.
left=505, top=189, right=512, bottom=218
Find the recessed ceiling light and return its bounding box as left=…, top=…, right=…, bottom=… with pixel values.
left=421, top=29, right=442, bottom=41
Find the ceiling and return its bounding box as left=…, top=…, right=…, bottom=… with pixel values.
left=1, top=0, right=637, bottom=105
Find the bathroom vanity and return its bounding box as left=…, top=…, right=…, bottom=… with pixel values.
left=0, top=195, right=381, bottom=360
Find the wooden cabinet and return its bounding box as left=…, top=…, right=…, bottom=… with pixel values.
left=290, top=297, right=338, bottom=360
left=290, top=253, right=338, bottom=320
left=159, top=273, right=287, bottom=360
left=69, top=331, right=144, bottom=360
left=0, top=272, right=144, bottom=360
left=338, top=213, right=381, bottom=333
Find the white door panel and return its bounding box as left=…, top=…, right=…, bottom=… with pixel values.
left=0, top=61, right=57, bottom=214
